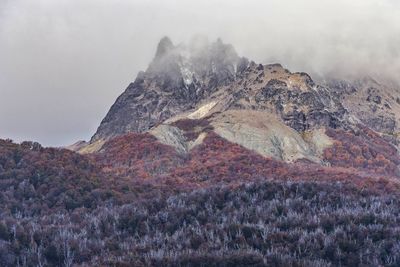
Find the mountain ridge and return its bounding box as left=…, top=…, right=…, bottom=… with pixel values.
left=70, top=38, right=399, bottom=174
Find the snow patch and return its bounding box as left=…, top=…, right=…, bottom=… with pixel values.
left=187, top=101, right=217, bottom=119
left=211, top=61, right=217, bottom=73
left=180, top=64, right=194, bottom=87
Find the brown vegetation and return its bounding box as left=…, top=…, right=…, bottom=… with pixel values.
left=324, top=127, right=400, bottom=176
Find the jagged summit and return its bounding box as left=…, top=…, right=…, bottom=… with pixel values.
left=90, top=37, right=248, bottom=142
left=154, top=36, right=174, bottom=60
left=147, top=35, right=243, bottom=82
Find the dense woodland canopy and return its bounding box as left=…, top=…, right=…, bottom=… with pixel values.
left=1, top=123, right=400, bottom=266
left=1, top=181, right=400, bottom=266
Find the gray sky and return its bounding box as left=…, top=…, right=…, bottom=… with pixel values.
left=1, top=0, right=399, bottom=146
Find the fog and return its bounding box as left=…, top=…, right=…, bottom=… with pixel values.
left=1, top=0, right=399, bottom=146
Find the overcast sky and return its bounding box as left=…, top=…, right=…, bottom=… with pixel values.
left=1, top=0, right=399, bottom=146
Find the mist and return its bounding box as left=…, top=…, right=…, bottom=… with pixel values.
left=1, top=0, right=399, bottom=146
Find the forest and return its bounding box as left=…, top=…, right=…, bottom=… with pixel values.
left=1, top=181, right=400, bottom=266
left=1, top=124, right=400, bottom=266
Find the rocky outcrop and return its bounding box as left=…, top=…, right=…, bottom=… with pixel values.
left=65, top=140, right=88, bottom=152
left=148, top=105, right=333, bottom=164
left=91, top=37, right=248, bottom=142
left=149, top=124, right=188, bottom=154
left=325, top=77, right=400, bottom=147
left=209, top=110, right=324, bottom=163
left=253, top=78, right=346, bottom=132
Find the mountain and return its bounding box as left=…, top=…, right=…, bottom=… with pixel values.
left=80, top=37, right=399, bottom=171
left=1, top=37, right=400, bottom=266
left=91, top=37, right=346, bottom=145
left=91, top=37, right=400, bottom=143
left=90, top=37, right=248, bottom=143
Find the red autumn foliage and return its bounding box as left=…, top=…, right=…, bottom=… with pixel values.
left=324, top=127, right=400, bottom=176
left=160, top=132, right=400, bottom=194
left=94, top=132, right=185, bottom=179
left=90, top=122, right=400, bottom=195
left=90, top=129, right=400, bottom=195
left=0, top=139, right=111, bottom=214
left=2, top=125, right=399, bottom=216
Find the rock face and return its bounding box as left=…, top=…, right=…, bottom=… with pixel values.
left=91, top=40, right=346, bottom=140
left=325, top=77, right=400, bottom=146
left=213, top=63, right=348, bottom=133
left=91, top=37, right=247, bottom=142
left=209, top=110, right=322, bottom=163
left=149, top=104, right=333, bottom=163
left=84, top=37, right=399, bottom=163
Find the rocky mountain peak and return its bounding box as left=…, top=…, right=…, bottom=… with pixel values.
left=147, top=36, right=243, bottom=83
left=90, top=37, right=248, bottom=142
left=154, top=36, right=174, bottom=60
left=87, top=37, right=399, bottom=155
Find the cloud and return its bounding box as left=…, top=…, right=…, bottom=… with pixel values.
left=0, top=0, right=399, bottom=146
